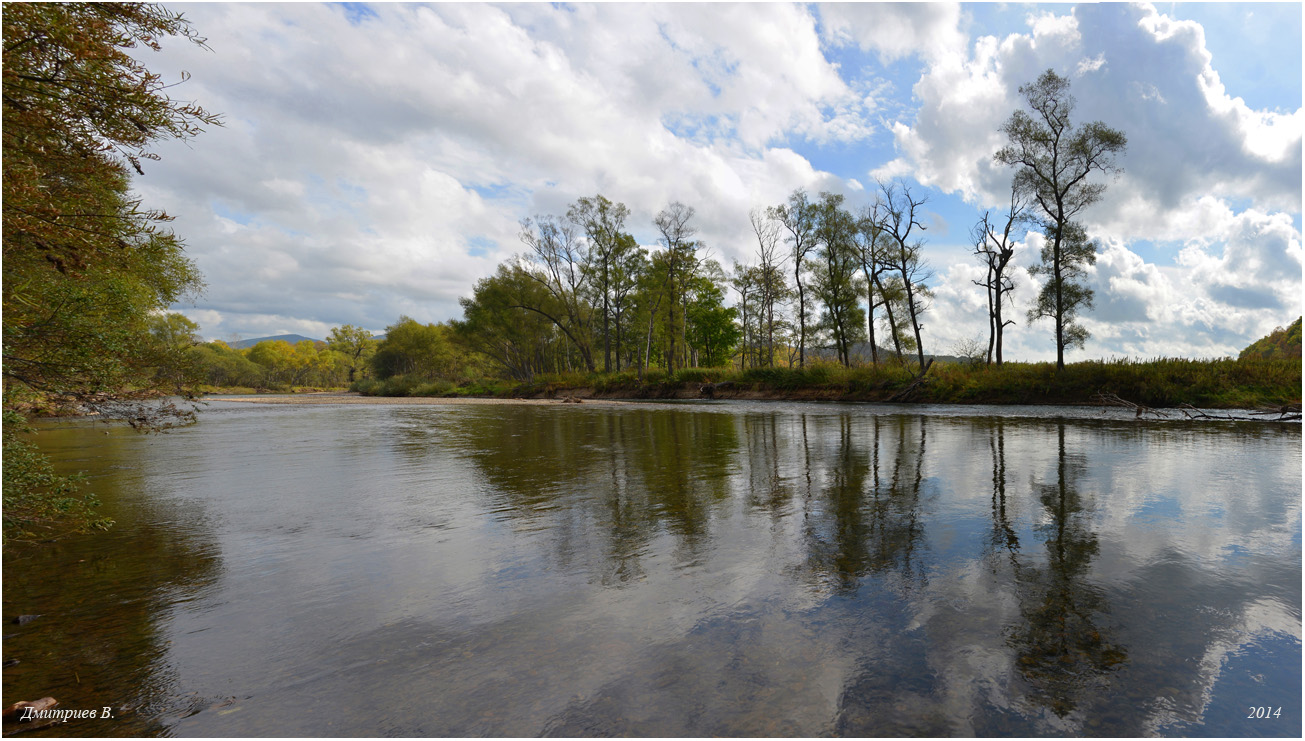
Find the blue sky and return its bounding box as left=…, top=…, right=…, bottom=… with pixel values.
left=134, top=2, right=1301, bottom=360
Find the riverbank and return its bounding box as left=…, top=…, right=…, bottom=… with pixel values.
left=205, top=392, right=635, bottom=406
left=347, top=357, right=1302, bottom=410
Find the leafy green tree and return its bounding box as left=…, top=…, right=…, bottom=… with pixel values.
left=996, top=69, right=1127, bottom=369
left=245, top=340, right=298, bottom=386
left=1027, top=221, right=1095, bottom=355
left=685, top=262, right=741, bottom=367
left=370, top=317, right=468, bottom=381
left=190, top=341, right=263, bottom=388
left=146, top=311, right=201, bottom=387
left=455, top=263, right=567, bottom=380
left=568, top=194, right=635, bottom=373
left=769, top=190, right=818, bottom=367
left=327, top=324, right=377, bottom=383
left=653, top=202, right=702, bottom=370
left=3, top=3, right=219, bottom=412
left=811, top=193, right=866, bottom=367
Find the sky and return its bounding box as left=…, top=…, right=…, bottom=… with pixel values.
left=134, top=2, right=1303, bottom=361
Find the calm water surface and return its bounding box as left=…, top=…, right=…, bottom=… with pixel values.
left=3, top=400, right=1300, bottom=737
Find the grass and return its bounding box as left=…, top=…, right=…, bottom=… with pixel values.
left=352, top=357, right=1302, bottom=410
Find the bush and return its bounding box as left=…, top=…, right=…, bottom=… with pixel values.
left=2, top=412, right=112, bottom=544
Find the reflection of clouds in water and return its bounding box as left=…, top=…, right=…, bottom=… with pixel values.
left=418, top=410, right=1297, bottom=735
left=60, top=403, right=1300, bottom=736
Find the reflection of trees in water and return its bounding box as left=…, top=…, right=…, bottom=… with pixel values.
left=804, top=414, right=929, bottom=592
left=2, top=430, right=222, bottom=736
left=450, top=407, right=738, bottom=582
left=741, top=413, right=794, bottom=519
left=1007, top=422, right=1126, bottom=717
left=986, top=418, right=1020, bottom=560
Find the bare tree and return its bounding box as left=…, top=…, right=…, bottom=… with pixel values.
left=971, top=190, right=1027, bottom=365
left=879, top=180, right=933, bottom=373
left=749, top=209, right=790, bottom=367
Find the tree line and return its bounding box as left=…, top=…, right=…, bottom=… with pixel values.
left=0, top=1, right=1127, bottom=539
left=182, top=69, right=1130, bottom=390
left=448, top=70, right=1126, bottom=383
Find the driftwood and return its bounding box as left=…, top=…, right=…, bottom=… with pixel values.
left=2, top=698, right=56, bottom=722
left=1094, top=393, right=1301, bottom=422
left=698, top=381, right=735, bottom=398
left=3, top=698, right=60, bottom=733
left=560, top=396, right=582, bottom=404
left=1092, top=392, right=1167, bottom=418
left=886, top=359, right=934, bottom=403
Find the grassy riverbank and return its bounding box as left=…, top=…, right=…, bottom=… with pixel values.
left=353, top=357, right=1302, bottom=410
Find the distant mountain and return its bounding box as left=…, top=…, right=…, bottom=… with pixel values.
left=1238, top=317, right=1302, bottom=360
left=227, top=334, right=322, bottom=350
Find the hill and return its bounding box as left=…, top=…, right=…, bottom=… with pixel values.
left=228, top=334, right=322, bottom=350
left=1239, top=318, right=1302, bottom=360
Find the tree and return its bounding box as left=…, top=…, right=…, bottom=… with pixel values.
left=995, top=69, right=1127, bottom=369
left=653, top=202, right=701, bottom=370
left=517, top=215, right=597, bottom=372
left=879, top=180, right=933, bottom=372
left=732, top=262, right=759, bottom=368
left=810, top=193, right=866, bottom=367
left=748, top=209, right=790, bottom=368
left=1026, top=221, right=1095, bottom=354
left=568, top=194, right=634, bottom=373
left=455, top=263, right=569, bottom=381
left=3, top=3, right=219, bottom=408
left=971, top=191, right=1027, bottom=365
left=769, top=190, right=818, bottom=367
left=327, top=325, right=377, bottom=384
left=3, top=3, right=219, bottom=539
left=370, top=317, right=462, bottom=381
left=685, top=261, right=741, bottom=367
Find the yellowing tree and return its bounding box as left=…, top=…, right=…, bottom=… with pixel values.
left=3, top=3, right=219, bottom=540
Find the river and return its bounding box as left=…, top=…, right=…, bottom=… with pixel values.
left=3, top=400, right=1300, bottom=736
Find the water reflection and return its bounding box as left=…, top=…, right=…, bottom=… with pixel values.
left=804, top=415, right=929, bottom=592
left=1008, top=422, right=1127, bottom=717
left=3, top=403, right=1299, bottom=737
left=2, top=425, right=222, bottom=736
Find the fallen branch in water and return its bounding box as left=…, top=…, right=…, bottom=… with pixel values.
left=1093, top=393, right=1301, bottom=422
left=1250, top=404, right=1302, bottom=422
left=1091, top=392, right=1167, bottom=418
left=1175, top=403, right=1301, bottom=421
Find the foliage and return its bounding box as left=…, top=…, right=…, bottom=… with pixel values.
left=371, top=317, right=474, bottom=380
left=3, top=2, right=220, bottom=413
left=1239, top=318, right=1302, bottom=361
left=810, top=192, right=867, bottom=367
left=3, top=3, right=219, bottom=541
left=995, top=69, right=1126, bottom=370
left=3, top=411, right=111, bottom=544
left=327, top=324, right=377, bottom=383
left=685, top=265, right=741, bottom=367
